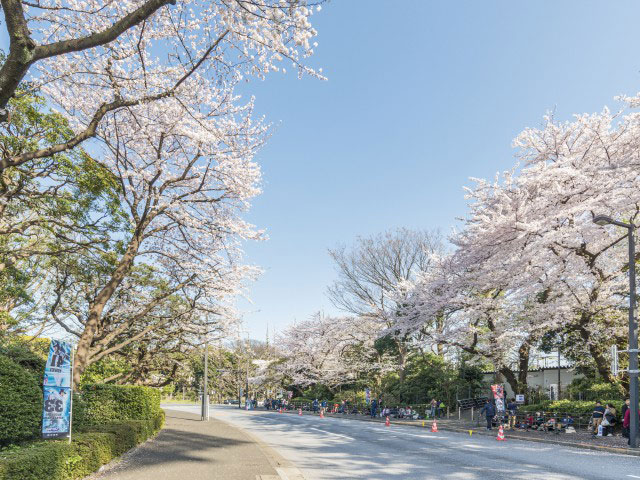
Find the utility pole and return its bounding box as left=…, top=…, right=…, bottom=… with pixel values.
left=593, top=215, right=638, bottom=448
left=201, top=336, right=209, bottom=421
left=557, top=344, right=561, bottom=400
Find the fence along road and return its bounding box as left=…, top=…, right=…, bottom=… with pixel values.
left=165, top=404, right=640, bottom=480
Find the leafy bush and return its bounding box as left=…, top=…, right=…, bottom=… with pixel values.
left=0, top=413, right=164, bottom=480
left=520, top=399, right=623, bottom=415
left=0, top=356, right=42, bottom=446
left=80, top=384, right=161, bottom=424
left=0, top=339, right=47, bottom=375
left=565, top=377, right=624, bottom=400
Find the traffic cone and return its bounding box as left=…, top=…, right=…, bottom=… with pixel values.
left=431, top=419, right=438, bottom=432
left=298, top=408, right=302, bottom=416
left=320, top=409, right=324, bottom=419
left=278, top=408, right=282, bottom=414
left=385, top=416, right=391, bottom=427
left=496, top=425, right=506, bottom=441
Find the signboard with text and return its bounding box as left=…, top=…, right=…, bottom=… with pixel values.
left=42, top=340, right=73, bottom=439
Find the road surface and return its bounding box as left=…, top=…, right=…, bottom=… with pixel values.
left=164, top=405, right=640, bottom=480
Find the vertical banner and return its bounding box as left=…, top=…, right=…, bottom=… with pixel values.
left=365, top=388, right=371, bottom=405
left=42, top=340, right=73, bottom=439
left=491, top=384, right=505, bottom=414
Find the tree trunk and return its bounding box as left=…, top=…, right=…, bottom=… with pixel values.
left=72, top=234, right=142, bottom=385
left=516, top=342, right=530, bottom=393
left=498, top=366, right=520, bottom=395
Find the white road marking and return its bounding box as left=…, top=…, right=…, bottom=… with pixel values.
left=309, top=426, right=355, bottom=440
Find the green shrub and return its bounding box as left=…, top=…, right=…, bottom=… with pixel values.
left=0, top=356, right=42, bottom=446
left=80, top=384, right=161, bottom=424
left=0, top=340, right=47, bottom=375
left=520, top=399, right=623, bottom=415
left=0, top=414, right=164, bottom=480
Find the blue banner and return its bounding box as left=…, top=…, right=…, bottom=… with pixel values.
left=42, top=340, right=72, bottom=439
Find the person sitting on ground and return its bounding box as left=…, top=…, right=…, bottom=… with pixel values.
left=397, top=406, right=406, bottom=418
left=543, top=417, right=557, bottom=432
left=603, top=403, right=617, bottom=437
left=525, top=413, right=534, bottom=430
left=561, top=415, right=574, bottom=429
left=534, top=412, right=545, bottom=430
left=405, top=406, right=412, bottom=418
left=591, top=400, right=605, bottom=435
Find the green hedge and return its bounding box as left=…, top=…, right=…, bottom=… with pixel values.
left=0, top=412, right=164, bottom=480
left=520, top=399, right=623, bottom=415
left=80, top=384, right=161, bottom=424
left=0, top=356, right=42, bottom=446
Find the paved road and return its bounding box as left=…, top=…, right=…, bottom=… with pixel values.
left=91, top=409, right=280, bottom=480
left=167, top=405, right=640, bottom=480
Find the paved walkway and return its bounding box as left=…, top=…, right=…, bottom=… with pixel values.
left=90, top=409, right=281, bottom=480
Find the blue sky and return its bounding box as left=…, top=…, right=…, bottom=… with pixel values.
left=237, top=0, right=640, bottom=340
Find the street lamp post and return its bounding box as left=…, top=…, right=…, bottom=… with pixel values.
left=202, top=336, right=209, bottom=421
left=593, top=214, right=638, bottom=448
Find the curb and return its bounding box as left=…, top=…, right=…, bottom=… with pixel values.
left=276, top=409, right=640, bottom=457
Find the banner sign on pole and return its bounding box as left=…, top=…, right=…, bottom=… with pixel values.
left=491, top=384, right=505, bottom=413
left=365, top=388, right=371, bottom=405
left=42, top=340, right=73, bottom=439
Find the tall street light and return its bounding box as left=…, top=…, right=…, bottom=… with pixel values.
left=593, top=214, right=638, bottom=447
left=201, top=335, right=209, bottom=421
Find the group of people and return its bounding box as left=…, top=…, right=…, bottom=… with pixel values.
left=477, top=397, right=639, bottom=443
left=591, top=401, right=618, bottom=437
left=479, top=398, right=575, bottom=432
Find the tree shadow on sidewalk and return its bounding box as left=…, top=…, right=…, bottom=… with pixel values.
left=94, top=410, right=257, bottom=478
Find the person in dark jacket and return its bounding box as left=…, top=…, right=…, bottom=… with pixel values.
left=370, top=398, right=378, bottom=418
left=622, top=398, right=631, bottom=438
left=480, top=400, right=496, bottom=430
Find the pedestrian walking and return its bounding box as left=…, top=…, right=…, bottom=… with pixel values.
left=430, top=398, right=437, bottom=419
left=371, top=398, right=378, bottom=418
left=480, top=399, right=496, bottom=430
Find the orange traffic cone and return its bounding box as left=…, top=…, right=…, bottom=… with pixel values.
left=298, top=408, right=302, bottom=416
left=497, top=425, right=506, bottom=441
left=385, top=416, right=391, bottom=427
left=320, top=409, right=324, bottom=419
left=278, top=408, right=282, bottom=414
left=431, top=419, right=438, bottom=432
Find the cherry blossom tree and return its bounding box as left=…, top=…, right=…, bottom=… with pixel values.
left=46, top=91, right=266, bottom=384
left=276, top=313, right=391, bottom=392
left=0, top=0, right=323, bottom=141
left=389, top=98, right=640, bottom=392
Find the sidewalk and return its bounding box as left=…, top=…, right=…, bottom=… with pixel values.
left=89, top=409, right=285, bottom=480
left=285, top=409, right=640, bottom=457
